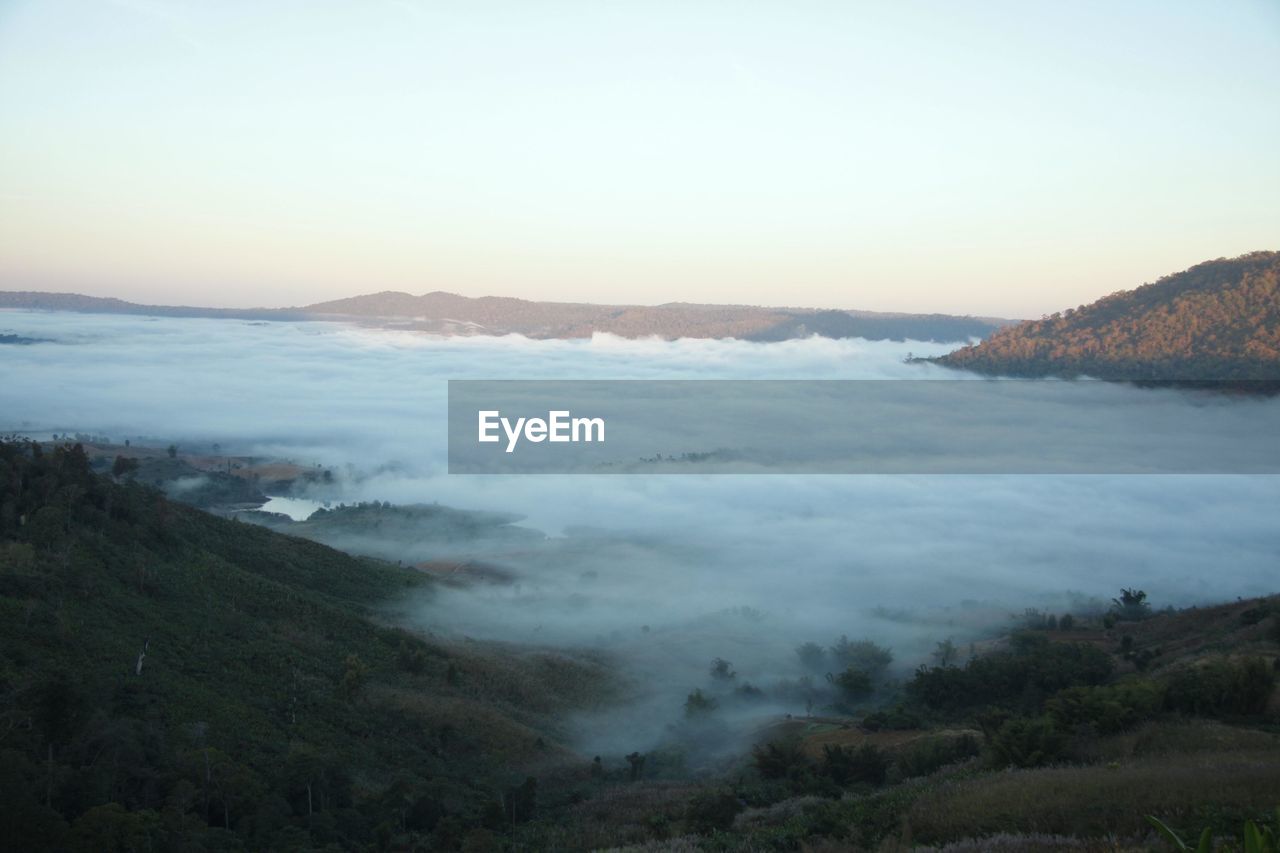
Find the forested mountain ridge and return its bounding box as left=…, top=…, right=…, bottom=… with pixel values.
left=935, top=252, right=1280, bottom=380
left=0, top=289, right=1006, bottom=343
left=301, top=291, right=1005, bottom=342
left=0, top=291, right=307, bottom=321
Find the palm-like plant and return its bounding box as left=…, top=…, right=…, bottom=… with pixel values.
left=1146, top=810, right=1278, bottom=853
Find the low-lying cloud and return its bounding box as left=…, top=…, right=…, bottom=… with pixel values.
left=4, top=309, right=1279, bottom=754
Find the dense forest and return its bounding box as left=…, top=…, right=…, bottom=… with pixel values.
left=935, top=252, right=1280, bottom=380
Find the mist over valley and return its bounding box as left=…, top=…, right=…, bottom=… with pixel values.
left=3, top=308, right=1277, bottom=763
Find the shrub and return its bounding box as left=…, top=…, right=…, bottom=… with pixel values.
left=1239, top=606, right=1271, bottom=626
left=989, top=717, right=1065, bottom=768
left=1164, top=658, right=1275, bottom=717
left=897, top=734, right=981, bottom=778
left=1046, top=680, right=1165, bottom=735
left=863, top=705, right=923, bottom=731
left=820, top=743, right=888, bottom=787
left=684, top=790, right=743, bottom=834
left=752, top=740, right=810, bottom=781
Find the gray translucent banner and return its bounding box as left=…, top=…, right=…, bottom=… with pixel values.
left=447, top=380, right=1280, bottom=474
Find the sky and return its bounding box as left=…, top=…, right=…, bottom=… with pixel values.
left=0, top=0, right=1278, bottom=317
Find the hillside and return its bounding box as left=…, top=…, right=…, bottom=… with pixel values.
left=0, top=441, right=614, bottom=851
left=4, top=441, right=1278, bottom=851
left=935, top=252, right=1280, bottom=380
left=500, top=589, right=1280, bottom=851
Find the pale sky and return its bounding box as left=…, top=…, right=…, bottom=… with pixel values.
left=0, top=0, right=1277, bottom=317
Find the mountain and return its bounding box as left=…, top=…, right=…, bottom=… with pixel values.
left=302, top=291, right=1005, bottom=342
left=0, top=289, right=1007, bottom=344
left=0, top=291, right=308, bottom=322
left=935, top=252, right=1280, bottom=380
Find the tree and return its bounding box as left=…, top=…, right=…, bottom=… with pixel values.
left=932, top=639, right=958, bottom=667
left=709, top=657, right=736, bottom=681
left=502, top=777, right=537, bottom=823
left=284, top=743, right=349, bottom=818
left=829, top=637, right=893, bottom=680
left=111, top=456, right=138, bottom=480
left=29, top=673, right=89, bottom=806
left=1111, top=588, right=1152, bottom=621
left=338, top=654, right=369, bottom=702
left=68, top=803, right=158, bottom=853
left=684, top=689, right=718, bottom=717
left=827, top=666, right=874, bottom=702
left=795, top=642, right=827, bottom=673
left=166, top=444, right=177, bottom=459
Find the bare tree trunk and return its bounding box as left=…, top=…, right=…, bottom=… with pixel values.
left=135, top=638, right=149, bottom=675
left=134, top=638, right=150, bottom=675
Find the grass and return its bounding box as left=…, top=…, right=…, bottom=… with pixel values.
left=1073, top=719, right=1280, bottom=764
left=906, top=751, right=1280, bottom=844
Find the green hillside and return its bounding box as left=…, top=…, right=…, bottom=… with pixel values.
left=0, top=441, right=612, bottom=851
left=936, top=252, right=1280, bottom=380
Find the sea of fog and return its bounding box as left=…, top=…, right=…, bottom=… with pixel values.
left=3, top=309, right=1279, bottom=749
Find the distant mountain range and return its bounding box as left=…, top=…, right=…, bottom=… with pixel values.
left=0, top=291, right=311, bottom=322
left=935, top=252, right=1280, bottom=381
left=0, top=289, right=1008, bottom=343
